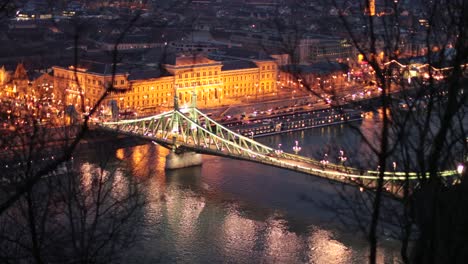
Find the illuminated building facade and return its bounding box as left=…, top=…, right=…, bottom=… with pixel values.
left=52, top=54, right=278, bottom=113
left=0, top=63, right=31, bottom=98
left=0, top=66, right=8, bottom=86
left=278, top=62, right=349, bottom=93
left=53, top=63, right=129, bottom=112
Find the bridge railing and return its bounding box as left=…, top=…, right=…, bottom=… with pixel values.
left=99, top=108, right=460, bottom=182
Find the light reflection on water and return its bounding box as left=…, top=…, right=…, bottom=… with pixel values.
left=102, top=122, right=401, bottom=263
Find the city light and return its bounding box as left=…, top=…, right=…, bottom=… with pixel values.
left=0, top=2, right=466, bottom=263
left=293, top=141, right=301, bottom=154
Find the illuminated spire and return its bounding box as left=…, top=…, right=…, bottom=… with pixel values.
left=369, top=0, right=376, bottom=16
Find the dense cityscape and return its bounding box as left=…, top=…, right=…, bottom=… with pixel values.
left=0, top=0, right=466, bottom=263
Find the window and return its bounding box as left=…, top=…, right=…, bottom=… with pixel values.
left=121, top=80, right=125, bottom=85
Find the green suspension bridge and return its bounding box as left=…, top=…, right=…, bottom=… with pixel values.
left=98, top=94, right=459, bottom=195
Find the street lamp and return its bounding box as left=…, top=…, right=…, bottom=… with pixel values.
left=338, top=150, right=347, bottom=165
left=275, top=144, right=283, bottom=155
left=320, top=153, right=329, bottom=167
left=293, top=140, right=301, bottom=154
left=457, top=164, right=465, bottom=174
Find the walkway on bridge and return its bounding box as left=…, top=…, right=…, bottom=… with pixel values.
left=98, top=94, right=458, bottom=196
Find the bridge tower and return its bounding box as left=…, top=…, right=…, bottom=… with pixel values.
left=165, top=91, right=203, bottom=169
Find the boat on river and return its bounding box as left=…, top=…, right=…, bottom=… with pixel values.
left=221, top=107, right=363, bottom=138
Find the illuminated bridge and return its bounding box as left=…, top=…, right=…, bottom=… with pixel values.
left=98, top=95, right=458, bottom=195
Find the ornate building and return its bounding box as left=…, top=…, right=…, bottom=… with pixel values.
left=53, top=63, right=129, bottom=112
left=0, top=63, right=30, bottom=98
left=52, top=53, right=278, bottom=114
left=0, top=66, right=9, bottom=86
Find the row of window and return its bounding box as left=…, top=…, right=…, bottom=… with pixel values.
left=123, top=98, right=169, bottom=108
left=176, top=66, right=277, bottom=80
left=133, top=83, right=172, bottom=93
left=175, top=75, right=277, bottom=88
left=56, top=71, right=127, bottom=86
left=65, top=84, right=100, bottom=97
left=118, top=84, right=276, bottom=108
left=179, top=70, right=219, bottom=79
left=127, top=93, right=171, bottom=101
left=178, top=79, right=220, bottom=87
left=224, top=81, right=274, bottom=90
left=223, top=74, right=257, bottom=82
left=113, top=79, right=126, bottom=85
left=261, top=65, right=276, bottom=70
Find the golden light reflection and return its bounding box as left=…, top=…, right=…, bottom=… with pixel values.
left=377, top=107, right=392, bottom=121
left=80, top=162, right=93, bottom=193
left=79, top=162, right=113, bottom=204
left=116, top=148, right=125, bottom=160
left=79, top=163, right=109, bottom=190
left=117, top=144, right=168, bottom=179
left=307, top=229, right=352, bottom=263
left=363, top=111, right=374, bottom=119
left=221, top=209, right=257, bottom=258
left=165, top=192, right=206, bottom=247
left=131, top=145, right=145, bottom=166
left=111, top=169, right=129, bottom=200
left=118, top=143, right=170, bottom=226
left=263, top=218, right=304, bottom=263
left=360, top=111, right=381, bottom=151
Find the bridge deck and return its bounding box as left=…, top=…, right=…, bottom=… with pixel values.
left=99, top=106, right=458, bottom=197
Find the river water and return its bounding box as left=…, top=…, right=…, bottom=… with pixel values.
left=82, top=114, right=401, bottom=263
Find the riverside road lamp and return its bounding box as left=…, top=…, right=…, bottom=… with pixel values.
left=457, top=164, right=465, bottom=175
left=338, top=150, right=347, bottom=165
left=320, top=153, right=329, bottom=166
left=275, top=144, right=283, bottom=155
left=293, top=141, right=301, bottom=154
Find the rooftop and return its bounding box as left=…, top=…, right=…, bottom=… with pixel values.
left=209, top=47, right=273, bottom=61
left=280, top=62, right=349, bottom=74
left=220, top=60, right=258, bottom=71
left=127, top=69, right=171, bottom=81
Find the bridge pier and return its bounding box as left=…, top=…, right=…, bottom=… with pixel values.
left=165, top=151, right=202, bottom=170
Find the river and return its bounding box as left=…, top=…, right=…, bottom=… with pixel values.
left=80, top=114, right=401, bottom=263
